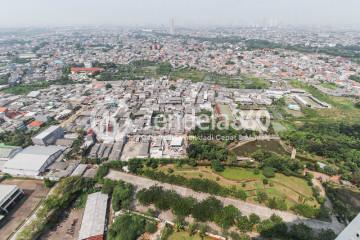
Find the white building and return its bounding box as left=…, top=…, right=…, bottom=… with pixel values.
left=3, top=145, right=64, bottom=177
left=0, top=145, right=22, bottom=170
left=170, top=136, right=184, bottom=147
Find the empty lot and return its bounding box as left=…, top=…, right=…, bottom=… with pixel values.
left=0, top=178, right=49, bottom=240
left=40, top=208, right=84, bottom=240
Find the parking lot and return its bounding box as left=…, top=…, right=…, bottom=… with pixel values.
left=0, top=178, right=49, bottom=240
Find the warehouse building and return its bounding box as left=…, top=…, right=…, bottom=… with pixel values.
left=78, top=192, right=108, bottom=240
left=0, top=145, right=22, bottom=170
left=3, top=145, right=64, bottom=177
left=0, top=185, right=24, bottom=218
left=32, top=125, right=64, bottom=146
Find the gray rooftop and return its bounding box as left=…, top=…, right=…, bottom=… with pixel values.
left=4, top=145, right=64, bottom=172
left=0, top=184, right=20, bottom=206
left=33, top=125, right=61, bottom=140
left=78, top=192, right=108, bottom=240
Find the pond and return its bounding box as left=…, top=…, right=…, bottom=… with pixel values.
left=233, top=140, right=290, bottom=157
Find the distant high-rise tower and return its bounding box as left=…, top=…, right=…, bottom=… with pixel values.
left=169, top=18, right=175, bottom=35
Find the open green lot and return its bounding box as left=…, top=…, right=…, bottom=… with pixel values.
left=158, top=165, right=318, bottom=209
left=217, top=104, right=234, bottom=121
left=170, top=68, right=269, bottom=89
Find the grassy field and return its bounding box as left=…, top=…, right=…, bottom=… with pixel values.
left=170, top=68, right=270, bottom=89
left=2, top=82, right=50, bottom=95
left=289, top=79, right=360, bottom=123
left=319, top=82, right=337, bottom=90
left=217, top=104, right=234, bottom=121
left=170, top=68, right=207, bottom=82
left=168, top=231, right=213, bottom=240
left=158, top=165, right=318, bottom=208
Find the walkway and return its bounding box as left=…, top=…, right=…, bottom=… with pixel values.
left=106, top=170, right=344, bottom=234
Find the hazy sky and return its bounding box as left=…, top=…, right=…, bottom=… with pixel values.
left=1, top=0, right=360, bottom=28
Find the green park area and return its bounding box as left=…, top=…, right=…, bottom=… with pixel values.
left=170, top=68, right=207, bottom=82
left=170, top=68, right=270, bottom=89
left=319, top=82, right=337, bottom=90
left=157, top=165, right=318, bottom=209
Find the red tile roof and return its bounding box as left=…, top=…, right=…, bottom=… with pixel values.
left=85, top=234, right=104, bottom=240
left=28, top=120, right=44, bottom=128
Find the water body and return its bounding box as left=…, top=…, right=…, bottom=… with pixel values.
left=233, top=140, right=289, bottom=157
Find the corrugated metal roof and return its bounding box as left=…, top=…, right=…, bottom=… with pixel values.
left=0, top=146, right=22, bottom=159
left=33, top=125, right=62, bottom=140
left=78, top=192, right=108, bottom=240
left=0, top=184, right=19, bottom=206
left=3, top=146, right=64, bottom=172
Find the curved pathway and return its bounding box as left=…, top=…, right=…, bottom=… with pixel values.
left=105, top=170, right=344, bottom=234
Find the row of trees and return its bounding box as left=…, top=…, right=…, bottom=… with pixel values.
left=127, top=158, right=324, bottom=218
left=251, top=149, right=304, bottom=176
left=142, top=169, right=247, bottom=200
left=188, top=140, right=229, bottom=161
left=17, top=177, right=95, bottom=240
left=101, top=179, right=134, bottom=211
left=108, top=214, right=157, bottom=240
left=137, top=186, right=256, bottom=232
left=136, top=186, right=336, bottom=240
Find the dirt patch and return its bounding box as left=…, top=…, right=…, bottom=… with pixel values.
left=40, top=208, right=84, bottom=240
left=0, top=178, right=49, bottom=240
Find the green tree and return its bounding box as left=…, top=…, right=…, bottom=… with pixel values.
left=292, top=204, right=318, bottom=218
left=108, top=214, right=146, bottom=240
left=236, top=216, right=253, bottom=233
left=316, top=229, right=336, bottom=240
left=44, top=178, right=56, bottom=188
left=145, top=222, right=158, bottom=233
left=256, top=190, right=268, bottom=203
left=289, top=223, right=314, bottom=240
left=192, top=197, right=223, bottom=222
left=128, top=158, right=143, bottom=174
left=214, top=205, right=240, bottom=229
left=249, top=213, right=261, bottom=225
left=262, top=167, right=275, bottom=178
left=171, top=197, right=196, bottom=217
left=211, top=159, right=225, bottom=172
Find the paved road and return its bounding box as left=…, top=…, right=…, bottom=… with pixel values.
left=106, top=170, right=344, bottom=234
